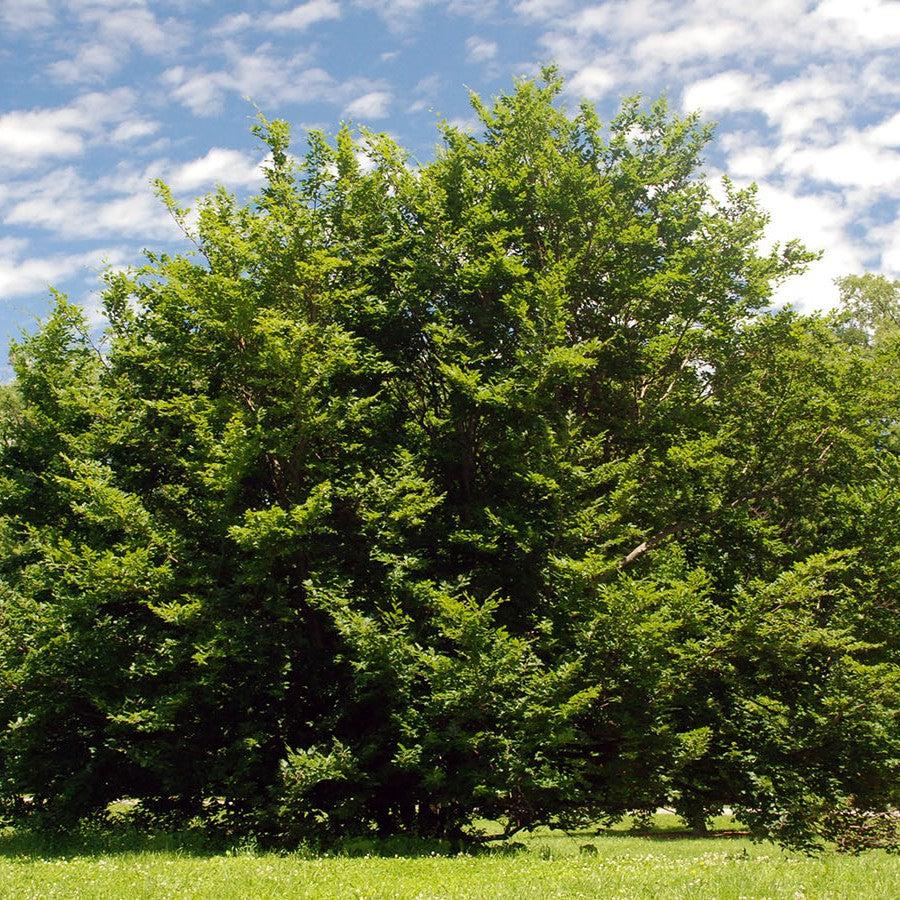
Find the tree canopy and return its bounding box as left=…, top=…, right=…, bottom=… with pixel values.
left=0, top=71, right=897, bottom=852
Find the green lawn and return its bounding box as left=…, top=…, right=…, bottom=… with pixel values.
left=1, top=816, right=896, bottom=899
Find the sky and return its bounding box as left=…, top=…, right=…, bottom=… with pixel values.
left=0, top=0, right=898, bottom=369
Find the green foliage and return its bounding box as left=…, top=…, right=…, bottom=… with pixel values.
left=0, top=74, right=896, bottom=853
left=834, top=273, right=900, bottom=347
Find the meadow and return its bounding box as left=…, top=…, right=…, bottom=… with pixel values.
left=1, top=815, right=897, bottom=899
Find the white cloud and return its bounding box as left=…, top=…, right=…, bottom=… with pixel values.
left=168, top=148, right=265, bottom=192
left=0, top=243, right=129, bottom=301
left=2, top=166, right=179, bottom=242
left=859, top=56, right=900, bottom=98
left=567, top=3, right=614, bottom=34
left=682, top=71, right=758, bottom=116
left=683, top=69, right=851, bottom=138
left=163, top=47, right=393, bottom=118
left=110, top=118, right=161, bottom=143
left=73, top=2, right=178, bottom=56
left=268, top=0, right=341, bottom=30
left=466, top=36, right=497, bottom=62
left=352, top=0, right=497, bottom=31
left=512, top=0, right=571, bottom=20
left=874, top=221, right=900, bottom=275
left=161, top=45, right=335, bottom=114
left=633, top=21, right=744, bottom=67
left=48, top=42, right=122, bottom=84
left=722, top=142, right=780, bottom=180
left=0, top=254, right=85, bottom=299
left=446, top=0, right=499, bottom=16
left=568, top=65, right=615, bottom=100
left=352, top=0, right=432, bottom=31
left=815, top=0, right=900, bottom=44
left=0, top=237, right=28, bottom=260
left=754, top=182, right=865, bottom=312
left=696, top=70, right=900, bottom=199
left=866, top=111, right=900, bottom=147
left=0, top=145, right=269, bottom=255
left=407, top=74, right=442, bottom=112
left=161, top=66, right=229, bottom=116
left=213, top=12, right=253, bottom=35
left=784, top=138, right=900, bottom=192
left=571, top=0, right=669, bottom=38
left=750, top=72, right=851, bottom=138
left=44, top=1, right=188, bottom=84
left=537, top=0, right=886, bottom=92
left=0, top=114, right=83, bottom=163
left=0, top=0, right=54, bottom=31
left=344, top=90, right=392, bottom=119
left=212, top=0, right=341, bottom=34
left=90, top=193, right=178, bottom=238
left=0, top=89, right=135, bottom=170
left=414, top=74, right=442, bottom=95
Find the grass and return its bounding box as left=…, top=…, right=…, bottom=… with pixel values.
left=0, top=814, right=897, bottom=899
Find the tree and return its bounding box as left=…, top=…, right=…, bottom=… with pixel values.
left=834, top=273, right=900, bottom=347
left=0, top=71, right=896, bottom=851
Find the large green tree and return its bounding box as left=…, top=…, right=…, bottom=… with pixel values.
left=0, top=72, right=896, bottom=851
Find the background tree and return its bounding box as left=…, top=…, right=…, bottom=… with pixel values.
left=834, top=273, right=900, bottom=347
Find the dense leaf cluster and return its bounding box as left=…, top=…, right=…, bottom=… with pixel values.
left=0, top=73, right=897, bottom=851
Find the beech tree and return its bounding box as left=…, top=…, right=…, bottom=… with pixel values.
left=0, top=71, right=896, bottom=851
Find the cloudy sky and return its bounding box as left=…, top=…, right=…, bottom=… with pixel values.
left=1, top=0, right=898, bottom=365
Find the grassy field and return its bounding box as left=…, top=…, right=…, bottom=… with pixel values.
left=0, top=815, right=896, bottom=899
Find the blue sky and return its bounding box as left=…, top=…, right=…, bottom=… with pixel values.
left=1, top=0, right=898, bottom=368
